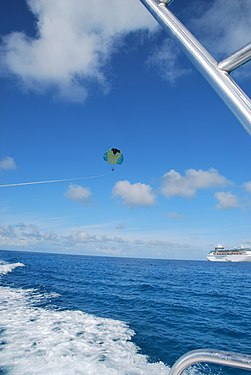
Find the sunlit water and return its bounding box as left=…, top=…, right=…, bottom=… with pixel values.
left=0, top=250, right=250, bottom=375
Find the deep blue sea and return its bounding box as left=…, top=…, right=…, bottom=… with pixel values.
left=0, top=249, right=251, bottom=375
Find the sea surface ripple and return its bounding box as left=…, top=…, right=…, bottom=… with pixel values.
left=0, top=250, right=251, bottom=374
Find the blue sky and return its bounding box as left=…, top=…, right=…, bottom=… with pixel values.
left=0, top=0, right=251, bottom=259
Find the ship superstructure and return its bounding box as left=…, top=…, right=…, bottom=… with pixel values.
left=207, top=245, right=251, bottom=262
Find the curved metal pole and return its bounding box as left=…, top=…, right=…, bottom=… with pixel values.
left=139, top=0, right=251, bottom=135
left=169, top=349, right=251, bottom=375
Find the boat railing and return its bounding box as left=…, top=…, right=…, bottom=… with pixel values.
left=169, top=349, right=251, bottom=375
left=139, top=0, right=251, bottom=135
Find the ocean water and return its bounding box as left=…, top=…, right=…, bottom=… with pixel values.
left=0, top=250, right=250, bottom=375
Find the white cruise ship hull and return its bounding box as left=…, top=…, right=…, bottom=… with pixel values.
left=207, top=254, right=251, bottom=262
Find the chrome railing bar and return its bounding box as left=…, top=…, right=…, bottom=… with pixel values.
left=169, top=349, right=251, bottom=375
left=139, top=0, right=251, bottom=135
left=218, top=42, right=251, bottom=73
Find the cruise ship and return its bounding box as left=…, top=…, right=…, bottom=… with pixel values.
left=207, top=245, right=251, bottom=262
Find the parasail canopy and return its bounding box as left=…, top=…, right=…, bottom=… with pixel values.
left=103, top=148, right=124, bottom=166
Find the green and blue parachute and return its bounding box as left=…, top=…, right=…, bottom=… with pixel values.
left=103, top=148, right=124, bottom=170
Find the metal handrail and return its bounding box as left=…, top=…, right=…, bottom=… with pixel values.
left=139, top=0, right=251, bottom=135
left=169, top=349, right=251, bottom=375
left=218, top=43, right=251, bottom=73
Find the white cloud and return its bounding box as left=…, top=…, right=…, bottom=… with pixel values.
left=0, top=223, right=57, bottom=247
left=1, top=0, right=250, bottom=100
left=243, top=181, right=251, bottom=193
left=115, top=223, right=126, bottom=230
left=0, top=222, right=199, bottom=259
left=0, top=156, right=16, bottom=171
left=146, top=38, right=192, bottom=84
left=113, top=180, right=155, bottom=206
left=0, top=0, right=156, bottom=102
left=167, top=211, right=186, bottom=220
left=191, top=0, right=251, bottom=62
left=65, top=183, right=92, bottom=202
left=161, top=168, right=230, bottom=198
left=192, top=0, right=251, bottom=78
left=65, top=230, right=97, bottom=244
left=147, top=0, right=251, bottom=84
left=215, top=191, right=239, bottom=209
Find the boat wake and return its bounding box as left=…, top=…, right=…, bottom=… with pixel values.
left=0, top=260, right=169, bottom=375
left=0, top=260, right=25, bottom=275
left=0, top=260, right=213, bottom=375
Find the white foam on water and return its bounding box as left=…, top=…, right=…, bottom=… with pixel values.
left=0, top=261, right=25, bottom=275
left=0, top=286, right=170, bottom=375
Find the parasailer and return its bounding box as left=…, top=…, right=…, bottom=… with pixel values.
left=103, top=148, right=124, bottom=171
